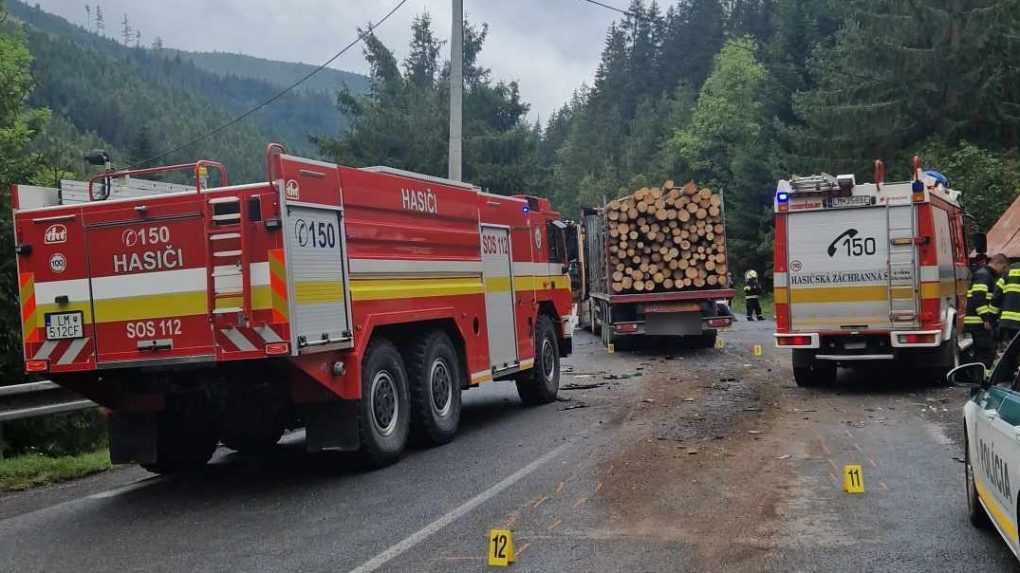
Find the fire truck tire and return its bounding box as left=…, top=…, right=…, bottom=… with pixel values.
left=926, top=334, right=960, bottom=385
left=792, top=350, right=835, bottom=388
left=221, top=420, right=285, bottom=454
left=407, top=330, right=463, bottom=446
left=358, top=338, right=411, bottom=467
left=142, top=394, right=219, bottom=474
left=517, top=315, right=560, bottom=405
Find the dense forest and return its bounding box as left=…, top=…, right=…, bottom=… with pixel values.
left=323, top=0, right=1020, bottom=278
left=2, top=0, right=1020, bottom=386
left=8, top=0, right=368, bottom=176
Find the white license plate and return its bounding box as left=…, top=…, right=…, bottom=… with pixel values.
left=828, top=196, right=873, bottom=208
left=45, top=312, right=84, bottom=340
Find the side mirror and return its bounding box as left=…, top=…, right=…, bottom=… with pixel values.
left=947, top=362, right=987, bottom=387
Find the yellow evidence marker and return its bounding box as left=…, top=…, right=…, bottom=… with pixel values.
left=607, top=343, right=615, bottom=354
left=753, top=344, right=763, bottom=356
left=488, top=529, right=515, bottom=567
left=843, top=464, right=865, bottom=494
left=715, top=338, right=725, bottom=349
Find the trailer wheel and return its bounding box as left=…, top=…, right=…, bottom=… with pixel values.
left=141, top=393, right=219, bottom=474
left=692, top=331, right=718, bottom=349
left=599, top=302, right=614, bottom=348
left=407, top=330, right=463, bottom=446
left=358, top=338, right=410, bottom=467
left=792, top=350, right=835, bottom=388
left=517, top=315, right=560, bottom=405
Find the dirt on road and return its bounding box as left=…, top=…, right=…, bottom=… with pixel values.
left=591, top=324, right=979, bottom=571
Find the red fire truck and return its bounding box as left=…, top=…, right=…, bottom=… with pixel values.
left=12, top=145, right=574, bottom=471
left=773, top=158, right=970, bottom=387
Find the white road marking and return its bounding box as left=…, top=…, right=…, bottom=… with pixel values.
left=87, top=476, right=165, bottom=499
left=346, top=442, right=571, bottom=573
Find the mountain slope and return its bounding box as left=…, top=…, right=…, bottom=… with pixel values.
left=172, top=50, right=370, bottom=96
left=9, top=0, right=357, bottom=166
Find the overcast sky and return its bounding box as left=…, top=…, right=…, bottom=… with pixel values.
left=36, top=0, right=621, bottom=121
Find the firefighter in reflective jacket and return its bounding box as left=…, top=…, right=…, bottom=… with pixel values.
left=993, top=256, right=1020, bottom=347
left=968, top=254, right=1008, bottom=366
left=744, top=270, right=763, bottom=321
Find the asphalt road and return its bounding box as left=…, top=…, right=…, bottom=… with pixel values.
left=2, top=320, right=1018, bottom=572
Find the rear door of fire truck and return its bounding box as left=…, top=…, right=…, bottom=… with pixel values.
left=786, top=202, right=916, bottom=332
left=82, top=194, right=217, bottom=365
left=276, top=156, right=353, bottom=353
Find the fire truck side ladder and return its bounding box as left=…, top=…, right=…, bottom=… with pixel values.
left=206, top=195, right=253, bottom=324
left=886, top=199, right=919, bottom=325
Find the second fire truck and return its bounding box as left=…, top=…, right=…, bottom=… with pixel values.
left=773, top=158, right=970, bottom=386
left=13, top=145, right=574, bottom=471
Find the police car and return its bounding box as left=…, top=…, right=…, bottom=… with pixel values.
left=953, top=334, right=1020, bottom=559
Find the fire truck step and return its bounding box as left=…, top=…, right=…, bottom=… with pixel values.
left=209, top=233, right=241, bottom=241
left=214, top=289, right=243, bottom=297
left=212, top=214, right=241, bottom=222
left=212, top=307, right=243, bottom=314
left=213, top=250, right=243, bottom=258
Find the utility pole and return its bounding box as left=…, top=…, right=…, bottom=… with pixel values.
left=448, top=0, right=463, bottom=181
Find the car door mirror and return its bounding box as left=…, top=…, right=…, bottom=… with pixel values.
left=947, top=362, right=987, bottom=387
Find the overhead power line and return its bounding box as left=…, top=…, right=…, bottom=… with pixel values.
left=132, top=0, right=410, bottom=169
left=576, top=0, right=651, bottom=20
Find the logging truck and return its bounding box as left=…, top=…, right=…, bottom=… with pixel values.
left=576, top=181, right=735, bottom=348
left=12, top=144, right=573, bottom=472
left=773, top=158, right=970, bottom=387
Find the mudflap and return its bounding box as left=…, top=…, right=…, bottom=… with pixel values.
left=303, top=399, right=360, bottom=453
left=110, top=411, right=158, bottom=465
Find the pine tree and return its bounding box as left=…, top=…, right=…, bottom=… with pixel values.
left=404, top=13, right=444, bottom=89
left=796, top=0, right=1020, bottom=166
left=120, top=13, right=131, bottom=46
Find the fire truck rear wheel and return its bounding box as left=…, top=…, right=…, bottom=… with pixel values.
left=358, top=338, right=411, bottom=467
left=408, top=330, right=463, bottom=446
left=517, top=315, right=560, bottom=405
left=141, top=393, right=219, bottom=474
left=792, top=350, right=835, bottom=388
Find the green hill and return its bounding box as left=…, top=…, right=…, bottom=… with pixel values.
left=171, top=50, right=370, bottom=96
left=7, top=0, right=363, bottom=179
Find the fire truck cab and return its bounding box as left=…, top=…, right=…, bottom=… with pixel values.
left=773, top=158, right=970, bottom=387
left=12, top=145, right=573, bottom=471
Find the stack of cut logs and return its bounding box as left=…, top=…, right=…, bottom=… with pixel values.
left=606, top=181, right=728, bottom=294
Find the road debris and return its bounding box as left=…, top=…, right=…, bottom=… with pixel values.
left=561, top=382, right=608, bottom=391
left=559, top=402, right=590, bottom=412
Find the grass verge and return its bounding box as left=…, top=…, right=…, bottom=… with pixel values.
left=0, top=449, right=111, bottom=492
left=731, top=293, right=775, bottom=319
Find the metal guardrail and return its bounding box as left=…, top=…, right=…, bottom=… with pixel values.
left=0, top=380, right=97, bottom=422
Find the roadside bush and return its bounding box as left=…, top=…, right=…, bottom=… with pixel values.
left=2, top=410, right=107, bottom=457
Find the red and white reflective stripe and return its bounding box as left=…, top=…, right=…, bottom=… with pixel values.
left=33, top=337, right=91, bottom=365
left=217, top=325, right=285, bottom=352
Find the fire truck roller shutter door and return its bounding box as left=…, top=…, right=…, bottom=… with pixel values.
left=284, top=204, right=351, bottom=350
left=481, top=226, right=518, bottom=371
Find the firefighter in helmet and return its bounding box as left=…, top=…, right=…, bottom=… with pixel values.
left=993, top=255, right=1020, bottom=347
left=744, top=269, right=763, bottom=321
left=967, top=253, right=1008, bottom=367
